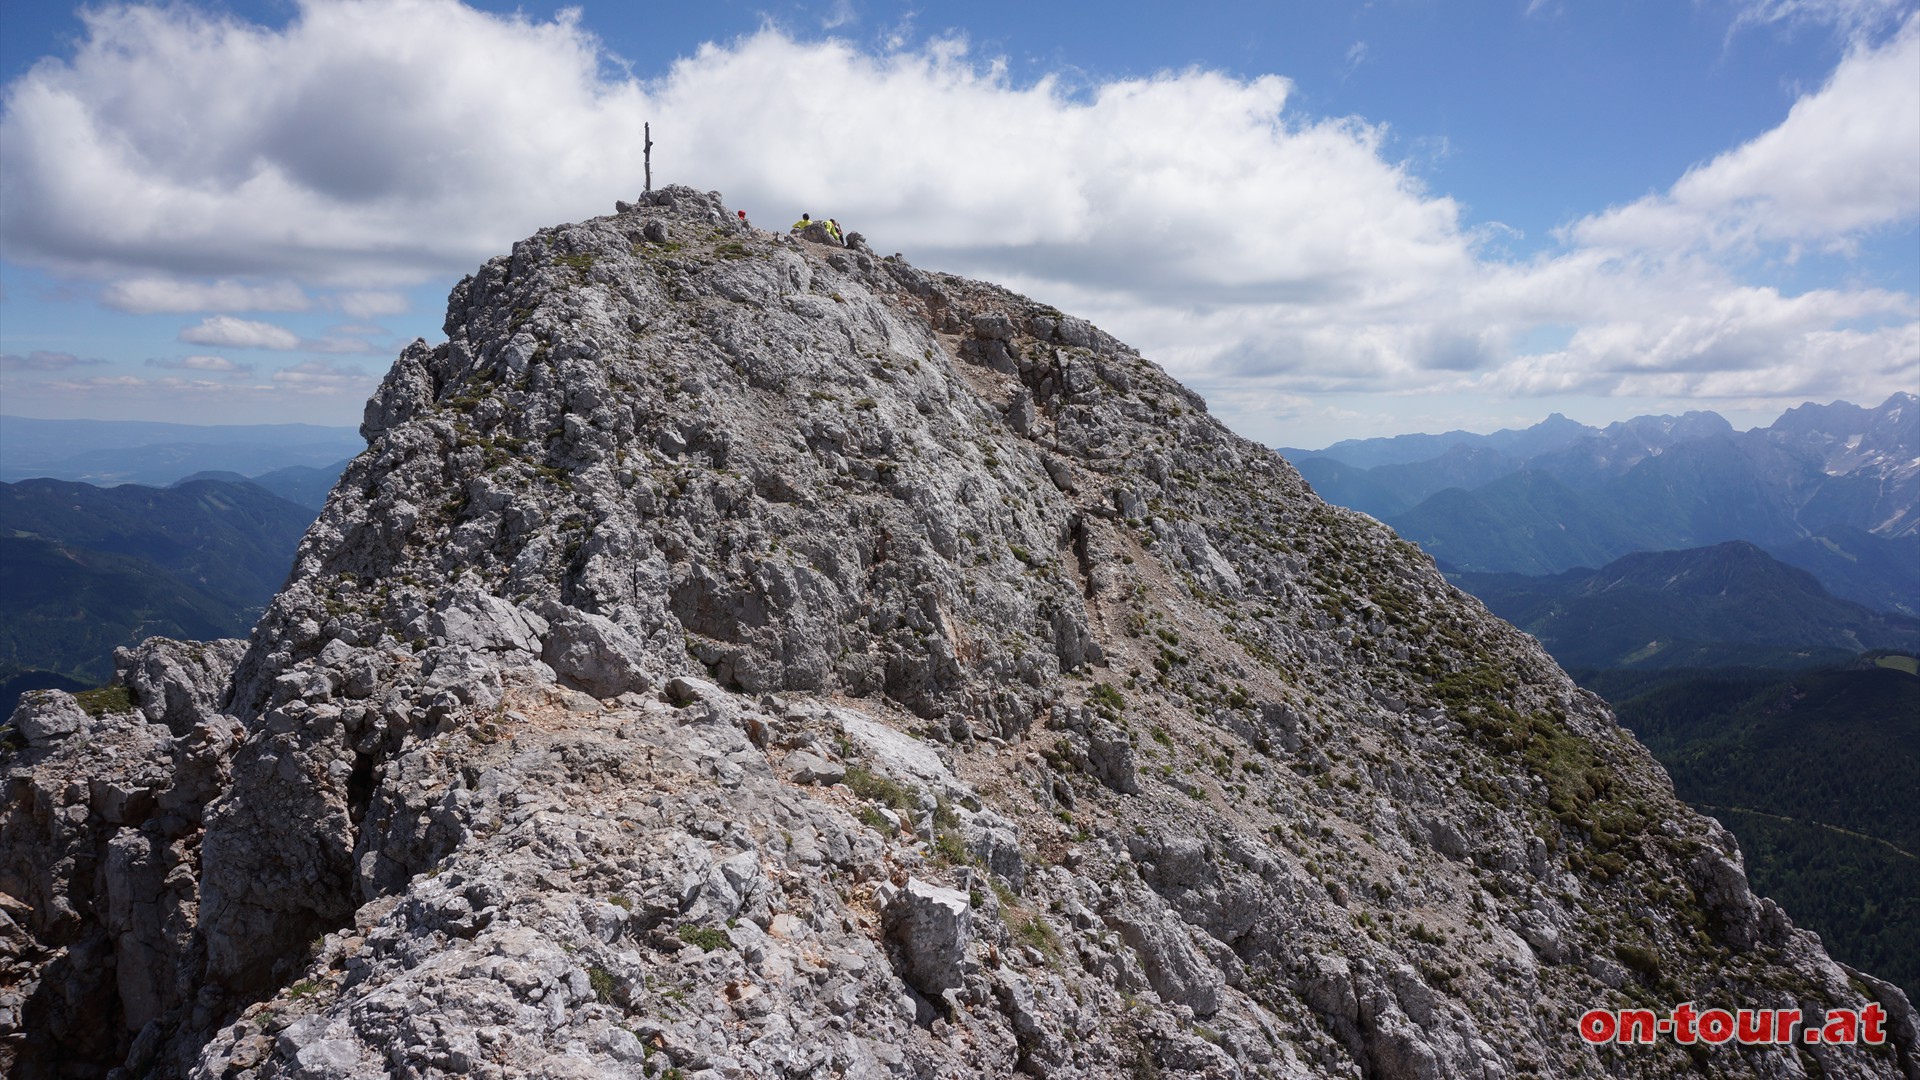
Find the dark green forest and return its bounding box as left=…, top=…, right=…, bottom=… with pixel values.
left=1584, top=656, right=1919, bottom=991
left=0, top=477, right=315, bottom=712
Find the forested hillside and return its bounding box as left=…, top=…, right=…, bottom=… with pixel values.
left=1585, top=656, right=1920, bottom=991
left=0, top=478, right=315, bottom=708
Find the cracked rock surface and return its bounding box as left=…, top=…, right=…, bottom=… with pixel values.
left=4, top=186, right=1913, bottom=1079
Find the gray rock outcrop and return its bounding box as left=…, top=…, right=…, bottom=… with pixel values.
left=880, top=877, right=974, bottom=997
left=541, top=605, right=650, bottom=697
left=10, top=691, right=91, bottom=746
left=1, top=642, right=243, bottom=1077
left=113, top=638, right=248, bottom=735
left=4, top=185, right=1912, bottom=1079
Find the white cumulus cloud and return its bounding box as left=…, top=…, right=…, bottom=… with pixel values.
left=336, top=290, right=408, bottom=318
left=1570, top=14, right=1920, bottom=255
left=103, top=277, right=309, bottom=314
left=0, top=1, right=1913, bottom=440
left=146, top=354, right=254, bottom=375
left=173, top=313, right=382, bottom=355
left=1724, top=0, right=1916, bottom=36
left=179, top=315, right=303, bottom=350
left=0, top=1, right=646, bottom=285
left=273, top=358, right=374, bottom=394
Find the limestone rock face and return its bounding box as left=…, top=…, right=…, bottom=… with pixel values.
left=11, top=691, right=91, bottom=746
left=113, top=639, right=249, bottom=736
left=5, top=185, right=1915, bottom=1078
left=1, top=642, right=243, bottom=1079
left=540, top=605, right=650, bottom=697
left=880, top=877, right=973, bottom=997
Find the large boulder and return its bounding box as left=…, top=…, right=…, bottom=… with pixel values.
left=1110, top=902, right=1224, bottom=1017
left=879, top=877, right=972, bottom=996
left=429, top=591, right=548, bottom=655
left=542, top=608, right=653, bottom=698
left=114, top=637, right=246, bottom=734
left=10, top=690, right=95, bottom=745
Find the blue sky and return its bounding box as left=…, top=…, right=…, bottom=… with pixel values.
left=1, top=0, right=1915, bottom=448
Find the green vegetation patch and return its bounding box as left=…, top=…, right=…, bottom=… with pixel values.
left=75, top=684, right=135, bottom=717
left=675, top=924, right=731, bottom=953
left=1443, top=665, right=1653, bottom=855
left=1011, top=910, right=1062, bottom=958
left=588, top=965, right=616, bottom=1003
left=933, top=831, right=970, bottom=865
left=1614, top=941, right=1662, bottom=981
left=843, top=764, right=919, bottom=812
left=1874, top=653, right=1919, bottom=675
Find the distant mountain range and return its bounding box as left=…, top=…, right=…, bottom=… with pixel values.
left=0, top=477, right=317, bottom=707
left=1282, top=392, right=1918, bottom=613
left=1289, top=397, right=1920, bottom=993
left=1457, top=541, right=1920, bottom=670
left=1277, top=409, right=1607, bottom=471
left=1772, top=525, right=1920, bottom=616
left=0, top=415, right=360, bottom=490
left=174, top=465, right=346, bottom=510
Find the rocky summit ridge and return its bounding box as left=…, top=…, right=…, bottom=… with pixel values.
left=3, top=186, right=1914, bottom=1079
